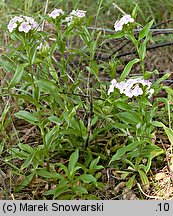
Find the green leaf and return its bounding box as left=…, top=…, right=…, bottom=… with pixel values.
left=89, top=156, right=100, bottom=170
left=0, top=57, right=16, bottom=73
left=45, top=126, right=59, bottom=149
left=0, top=141, right=5, bottom=155
left=54, top=185, right=70, bottom=199
left=138, top=20, right=154, bottom=41
left=119, top=59, right=140, bottom=81
left=155, top=73, right=170, bottom=85
left=126, top=174, right=136, bottom=190
left=163, top=86, right=173, bottom=95
left=114, top=101, right=132, bottom=111
left=79, top=174, right=97, bottom=184
left=145, top=158, right=152, bottom=173
left=43, top=181, right=70, bottom=198
left=8, top=63, right=28, bottom=88
left=116, top=111, right=142, bottom=125
left=123, top=159, right=135, bottom=169
left=21, top=152, right=36, bottom=170
left=69, top=166, right=82, bottom=178
left=18, top=143, right=33, bottom=153
left=138, top=169, right=149, bottom=185
left=152, top=121, right=165, bottom=127
left=68, top=149, right=79, bottom=172
left=14, top=110, right=39, bottom=125
left=164, top=127, right=173, bottom=146
left=1, top=105, right=11, bottom=125
left=143, top=69, right=159, bottom=80
left=82, top=194, right=100, bottom=200
left=104, top=31, right=124, bottom=40
left=34, top=79, right=64, bottom=107
left=120, top=171, right=130, bottom=179
left=15, top=173, right=34, bottom=192
left=55, top=163, right=69, bottom=176
left=125, top=141, right=144, bottom=151
left=29, top=41, right=40, bottom=64
left=138, top=40, right=147, bottom=61
left=141, top=144, right=164, bottom=160
left=125, top=34, right=138, bottom=46
left=10, top=32, right=25, bottom=44
left=36, top=168, right=64, bottom=180
left=48, top=116, right=61, bottom=125
left=11, top=94, right=40, bottom=108
left=72, top=186, right=88, bottom=194
left=89, top=157, right=104, bottom=173
left=132, top=3, right=139, bottom=18
left=34, top=79, right=57, bottom=92
left=109, top=147, right=126, bottom=163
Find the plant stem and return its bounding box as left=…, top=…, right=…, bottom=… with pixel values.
left=39, top=122, right=50, bottom=171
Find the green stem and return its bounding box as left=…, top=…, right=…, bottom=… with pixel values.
left=39, top=122, right=50, bottom=171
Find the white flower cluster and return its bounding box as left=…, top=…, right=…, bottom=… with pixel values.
left=8, top=16, right=40, bottom=33
left=108, top=77, right=154, bottom=98
left=48, top=9, right=64, bottom=19
left=114, top=14, right=134, bottom=32
left=65, top=9, right=86, bottom=26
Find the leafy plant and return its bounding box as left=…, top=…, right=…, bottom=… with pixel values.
left=0, top=2, right=172, bottom=200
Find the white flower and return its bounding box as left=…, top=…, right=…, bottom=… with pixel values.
left=132, top=85, right=143, bottom=97
left=7, top=22, right=17, bottom=32
left=114, top=20, right=123, bottom=32
left=18, top=22, right=32, bottom=33
left=32, top=21, right=40, bottom=30
left=49, top=9, right=64, bottom=19
left=108, top=85, right=115, bottom=95
left=70, top=9, right=86, bottom=18
left=117, top=81, right=126, bottom=94
left=110, top=79, right=118, bottom=86
left=136, top=123, right=141, bottom=129
left=108, top=77, right=153, bottom=98
left=37, top=42, right=43, bottom=50
left=11, top=16, right=24, bottom=23
left=65, top=9, right=86, bottom=26
left=148, top=88, right=154, bottom=98
left=114, top=14, right=134, bottom=32
left=138, top=79, right=152, bottom=88
left=120, top=15, right=134, bottom=25
left=108, top=79, right=117, bottom=95
left=24, top=16, right=35, bottom=24
left=65, top=15, right=74, bottom=26
left=8, top=15, right=40, bottom=34
left=124, top=88, right=133, bottom=98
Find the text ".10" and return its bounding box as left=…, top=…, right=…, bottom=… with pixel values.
left=158, top=203, right=169, bottom=212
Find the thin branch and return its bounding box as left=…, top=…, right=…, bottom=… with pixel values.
left=152, top=19, right=173, bottom=28
left=87, top=26, right=173, bottom=34
left=137, top=183, right=163, bottom=200
left=113, top=3, right=126, bottom=15
left=102, top=41, right=173, bottom=60
left=104, top=40, right=131, bottom=60
left=85, top=88, right=93, bottom=149
left=41, top=0, right=49, bottom=31
left=60, top=91, right=105, bottom=101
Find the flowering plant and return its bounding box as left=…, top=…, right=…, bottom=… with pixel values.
left=65, top=9, right=86, bottom=26
left=108, top=77, right=154, bottom=98
left=8, top=15, right=40, bottom=33
left=105, top=5, right=168, bottom=189
left=1, top=3, right=170, bottom=198
left=114, top=14, right=134, bottom=32
left=48, top=8, right=64, bottom=19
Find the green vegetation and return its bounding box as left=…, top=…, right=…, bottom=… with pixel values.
left=0, top=0, right=173, bottom=200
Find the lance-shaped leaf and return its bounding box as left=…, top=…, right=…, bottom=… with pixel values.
left=119, top=58, right=140, bottom=81
left=8, top=63, right=28, bottom=88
